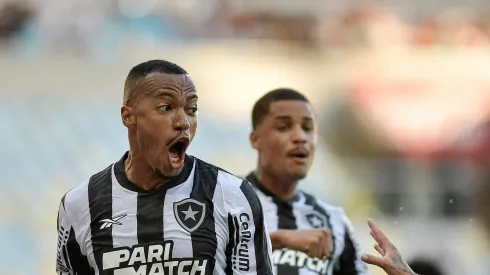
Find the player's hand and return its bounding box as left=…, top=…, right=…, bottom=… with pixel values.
left=361, top=219, right=418, bottom=275
left=275, top=229, right=333, bottom=259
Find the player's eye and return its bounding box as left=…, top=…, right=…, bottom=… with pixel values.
left=188, top=106, right=198, bottom=115
left=276, top=125, right=289, bottom=131
left=158, top=105, right=171, bottom=112
left=303, top=124, right=314, bottom=132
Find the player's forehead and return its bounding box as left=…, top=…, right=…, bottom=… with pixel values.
left=266, top=100, right=314, bottom=122
left=140, top=72, right=196, bottom=98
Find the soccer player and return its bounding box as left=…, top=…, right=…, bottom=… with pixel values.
left=361, top=219, right=419, bottom=275
left=55, top=60, right=274, bottom=275
left=245, top=88, right=368, bottom=275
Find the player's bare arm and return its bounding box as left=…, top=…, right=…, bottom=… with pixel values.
left=270, top=229, right=333, bottom=259
left=361, top=219, right=418, bottom=275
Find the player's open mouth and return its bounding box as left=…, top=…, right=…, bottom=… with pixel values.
left=168, top=137, right=189, bottom=168
left=287, top=148, right=309, bottom=163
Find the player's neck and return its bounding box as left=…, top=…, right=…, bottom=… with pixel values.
left=124, top=152, right=175, bottom=191
left=255, top=168, right=298, bottom=201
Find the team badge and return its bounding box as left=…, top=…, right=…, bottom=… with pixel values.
left=173, top=198, right=206, bottom=233
left=306, top=211, right=327, bottom=228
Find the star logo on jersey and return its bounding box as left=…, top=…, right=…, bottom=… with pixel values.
left=173, top=198, right=206, bottom=233
left=306, top=212, right=326, bottom=228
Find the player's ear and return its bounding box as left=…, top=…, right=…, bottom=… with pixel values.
left=121, top=105, right=135, bottom=128
left=250, top=130, right=260, bottom=150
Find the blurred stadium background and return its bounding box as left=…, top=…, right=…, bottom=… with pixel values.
left=2, top=0, right=490, bottom=274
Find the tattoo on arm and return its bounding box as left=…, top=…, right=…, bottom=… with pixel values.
left=390, top=244, right=411, bottom=272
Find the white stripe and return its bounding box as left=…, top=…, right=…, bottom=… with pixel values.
left=211, top=175, right=228, bottom=275
left=255, top=190, right=279, bottom=232
left=64, top=180, right=99, bottom=274
left=218, top=170, right=259, bottom=275
left=111, top=164, right=139, bottom=248
left=255, top=188, right=279, bottom=275
left=163, top=160, right=196, bottom=258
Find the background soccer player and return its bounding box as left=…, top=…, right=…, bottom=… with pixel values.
left=245, top=88, right=368, bottom=275
left=55, top=60, right=274, bottom=275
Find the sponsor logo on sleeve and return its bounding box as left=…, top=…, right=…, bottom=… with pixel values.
left=231, top=213, right=251, bottom=272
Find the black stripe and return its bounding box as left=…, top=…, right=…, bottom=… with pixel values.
left=136, top=191, right=166, bottom=244
left=304, top=192, right=315, bottom=206
left=57, top=206, right=62, bottom=232
left=88, top=165, right=114, bottom=274
left=114, top=153, right=193, bottom=245
left=276, top=199, right=299, bottom=274
left=336, top=226, right=359, bottom=275
left=66, top=227, right=94, bottom=275
left=62, top=243, right=72, bottom=270
left=61, top=194, right=67, bottom=209
left=189, top=159, right=219, bottom=274
left=233, top=216, right=239, bottom=257
left=303, top=192, right=336, bottom=272
left=240, top=180, right=274, bottom=275
left=225, top=214, right=237, bottom=275
left=274, top=195, right=298, bottom=275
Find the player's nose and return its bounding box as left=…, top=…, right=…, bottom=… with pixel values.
left=291, top=126, right=307, bottom=144
left=173, top=108, right=190, bottom=131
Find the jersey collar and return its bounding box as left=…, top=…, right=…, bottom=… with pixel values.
left=114, top=151, right=194, bottom=193
left=245, top=172, right=300, bottom=203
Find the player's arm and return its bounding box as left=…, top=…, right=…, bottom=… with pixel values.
left=269, top=229, right=332, bottom=259
left=361, top=219, right=418, bottom=275
left=335, top=211, right=369, bottom=275
left=226, top=181, right=274, bottom=275
left=56, top=197, right=93, bottom=275
left=269, top=231, right=286, bottom=250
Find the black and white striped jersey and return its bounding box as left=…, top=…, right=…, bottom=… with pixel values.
left=246, top=173, right=368, bottom=275
left=55, top=152, right=274, bottom=275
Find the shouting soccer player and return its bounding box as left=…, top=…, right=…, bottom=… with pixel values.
left=55, top=60, right=274, bottom=275
left=245, top=88, right=368, bottom=275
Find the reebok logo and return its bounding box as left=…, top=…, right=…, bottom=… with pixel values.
left=100, top=214, right=127, bottom=229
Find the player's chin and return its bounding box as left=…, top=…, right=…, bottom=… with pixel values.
left=287, top=168, right=308, bottom=181
left=157, top=164, right=182, bottom=178
left=156, top=157, right=185, bottom=178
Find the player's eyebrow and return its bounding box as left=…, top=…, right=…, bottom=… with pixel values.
left=153, top=92, right=197, bottom=102
left=274, top=116, right=292, bottom=121
left=187, top=94, right=198, bottom=101
left=274, top=115, right=313, bottom=121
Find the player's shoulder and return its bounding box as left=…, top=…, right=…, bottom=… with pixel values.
left=299, top=189, right=349, bottom=220
left=192, top=156, right=258, bottom=205
left=193, top=156, right=247, bottom=189
left=61, top=163, right=113, bottom=211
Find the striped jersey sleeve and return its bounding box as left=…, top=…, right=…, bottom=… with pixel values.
left=218, top=171, right=274, bottom=275
left=56, top=194, right=94, bottom=275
